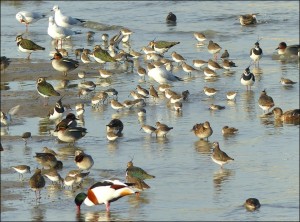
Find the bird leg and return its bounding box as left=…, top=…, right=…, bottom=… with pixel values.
left=106, top=202, right=110, bottom=212
left=27, top=53, right=32, bottom=60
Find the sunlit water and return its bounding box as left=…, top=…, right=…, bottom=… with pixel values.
left=1, top=1, right=299, bottom=221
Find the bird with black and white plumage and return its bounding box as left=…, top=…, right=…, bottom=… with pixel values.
left=240, top=67, right=255, bottom=90
left=166, top=12, right=177, bottom=23
left=250, top=41, right=263, bottom=67
left=15, top=35, right=45, bottom=60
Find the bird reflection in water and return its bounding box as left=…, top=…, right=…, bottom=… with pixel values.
left=194, top=140, right=211, bottom=155
left=31, top=205, right=45, bottom=222
left=213, top=168, right=234, bottom=193
left=38, top=117, right=53, bottom=135
left=76, top=210, right=113, bottom=222
left=240, top=90, right=256, bottom=118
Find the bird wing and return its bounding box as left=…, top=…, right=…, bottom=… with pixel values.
left=8, top=105, right=21, bottom=115
left=21, top=39, right=45, bottom=50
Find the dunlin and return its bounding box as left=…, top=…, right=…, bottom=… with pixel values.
left=155, top=121, right=173, bottom=137
left=110, top=99, right=125, bottom=111
left=203, top=67, right=218, bottom=78
left=207, top=40, right=222, bottom=60
left=171, top=51, right=186, bottom=65
left=207, top=59, right=223, bottom=71
left=203, top=86, right=218, bottom=97
left=11, top=165, right=31, bottom=180
left=258, top=89, right=275, bottom=114
left=194, top=32, right=206, bottom=46
left=226, top=91, right=237, bottom=101
left=140, top=124, right=157, bottom=136
left=182, top=62, right=197, bottom=76
left=193, top=59, right=207, bottom=69
left=211, top=141, right=234, bottom=168
left=149, top=85, right=159, bottom=99
left=280, top=77, right=297, bottom=86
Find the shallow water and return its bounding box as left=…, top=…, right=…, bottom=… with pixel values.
left=1, top=1, right=299, bottom=221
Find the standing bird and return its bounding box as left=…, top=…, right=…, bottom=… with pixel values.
left=74, top=150, right=94, bottom=171
left=239, top=14, right=258, bottom=26
left=92, top=45, right=117, bottom=65
left=29, top=168, right=46, bottom=201
left=166, top=12, right=177, bottom=23
left=149, top=40, right=180, bottom=55
left=155, top=121, right=173, bottom=137
left=47, top=16, right=81, bottom=48
left=250, top=41, right=263, bottom=67
left=126, top=160, right=155, bottom=180
left=194, top=32, right=206, bottom=46
left=16, top=11, right=46, bottom=31
left=75, top=180, right=138, bottom=212
left=48, top=96, right=65, bottom=121
left=51, top=50, right=79, bottom=76
left=276, top=42, right=300, bottom=57
left=52, top=5, right=86, bottom=28
left=191, top=121, right=213, bottom=141
left=34, top=152, right=58, bottom=169
left=15, top=35, right=45, bottom=60
left=240, top=67, right=255, bottom=90
left=258, top=89, right=275, bottom=114
left=36, top=77, right=60, bottom=106
left=220, top=49, right=230, bottom=60
left=207, top=40, right=222, bottom=60
left=55, top=125, right=87, bottom=145
left=22, top=132, right=32, bottom=145
left=11, top=165, right=31, bottom=180
left=211, top=142, right=234, bottom=168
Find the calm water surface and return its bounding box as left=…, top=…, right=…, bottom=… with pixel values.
left=1, top=1, right=299, bottom=221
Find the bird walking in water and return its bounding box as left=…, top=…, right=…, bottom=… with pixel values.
left=29, top=168, right=46, bottom=202
left=15, top=35, right=45, bottom=60
left=258, top=89, right=275, bottom=114
left=166, top=12, right=177, bottom=24
left=74, top=179, right=138, bottom=212
left=250, top=41, right=263, bottom=67
left=240, top=67, right=255, bottom=90
left=211, top=141, right=234, bottom=168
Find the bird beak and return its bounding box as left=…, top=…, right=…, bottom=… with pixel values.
left=275, top=47, right=279, bottom=50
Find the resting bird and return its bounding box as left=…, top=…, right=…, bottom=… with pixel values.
left=148, top=40, right=180, bottom=55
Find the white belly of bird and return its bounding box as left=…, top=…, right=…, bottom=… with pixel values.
left=250, top=53, right=262, bottom=62
left=241, top=78, right=254, bottom=86
left=18, top=45, right=33, bottom=53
